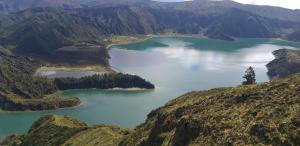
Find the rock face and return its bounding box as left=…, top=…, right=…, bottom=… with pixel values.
left=4, top=73, right=300, bottom=146
left=267, top=49, right=300, bottom=80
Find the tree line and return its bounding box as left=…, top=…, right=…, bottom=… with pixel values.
left=54, top=73, right=155, bottom=90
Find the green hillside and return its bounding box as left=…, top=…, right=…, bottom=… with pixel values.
left=1, top=115, right=131, bottom=146
left=0, top=51, right=80, bottom=111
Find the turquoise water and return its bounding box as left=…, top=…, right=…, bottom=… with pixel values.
left=0, top=37, right=299, bottom=139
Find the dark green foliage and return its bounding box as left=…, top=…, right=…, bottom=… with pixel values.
left=0, top=8, right=110, bottom=65
left=54, top=73, right=155, bottom=90
left=0, top=51, right=57, bottom=99
left=0, top=51, right=82, bottom=111
left=242, top=66, right=256, bottom=85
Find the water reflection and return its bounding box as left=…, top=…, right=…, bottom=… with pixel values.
left=149, top=39, right=296, bottom=71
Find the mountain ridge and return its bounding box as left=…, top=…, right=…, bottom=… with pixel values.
left=0, top=4, right=299, bottom=63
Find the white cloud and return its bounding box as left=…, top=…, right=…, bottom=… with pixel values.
left=152, top=0, right=188, bottom=1
left=232, top=0, right=300, bottom=9
left=153, top=0, right=300, bottom=9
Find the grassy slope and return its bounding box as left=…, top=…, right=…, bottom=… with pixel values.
left=121, top=74, right=300, bottom=146
left=1, top=115, right=132, bottom=146
left=4, top=73, right=300, bottom=145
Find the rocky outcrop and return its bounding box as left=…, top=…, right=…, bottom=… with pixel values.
left=267, top=49, right=300, bottom=80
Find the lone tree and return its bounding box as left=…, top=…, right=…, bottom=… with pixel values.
left=242, top=66, right=256, bottom=85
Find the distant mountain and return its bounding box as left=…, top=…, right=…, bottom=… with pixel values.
left=1, top=0, right=300, bottom=22
left=0, top=0, right=74, bottom=13
left=0, top=0, right=299, bottom=63
left=0, top=0, right=146, bottom=13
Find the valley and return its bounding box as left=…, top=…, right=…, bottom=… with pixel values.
left=1, top=36, right=300, bottom=140
left=0, top=0, right=300, bottom=145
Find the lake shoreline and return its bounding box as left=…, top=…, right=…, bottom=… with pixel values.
left=106, top=34, right=205, bottom=49
left=35, top=65, right=117, bottom=76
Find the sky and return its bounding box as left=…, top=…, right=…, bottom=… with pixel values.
left=232, top=0, right=300, bottom=10
left=155, top=0, right=300, bottom=10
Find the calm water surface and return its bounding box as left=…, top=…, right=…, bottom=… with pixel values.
left=1, top=37, right=299, bottom=139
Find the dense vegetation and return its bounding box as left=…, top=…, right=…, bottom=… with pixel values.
left=54, top=73, right=155, bottom=90
left=0, top=51, right=154, bottom=111
left=0, top=51, right=56, bottom=99
left=0, top=51, right=81, bottom=111
left=3, top=73, right=300, bottom=145
left=267, top=49, right=300, bottom=80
